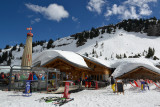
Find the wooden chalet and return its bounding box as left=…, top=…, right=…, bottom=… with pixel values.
left=33, top=56, right=91, bottom=81
left=82, top=56, right=111, bottom=81
left=115, top=66, right=160, bottom=81
left=32, top=50, right=112, bottom=81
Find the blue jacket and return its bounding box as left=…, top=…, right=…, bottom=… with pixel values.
left=33, top=74, right=38, bottom=80
left=41, top=76, right=45, bottom=80
left=52, top=75, right=56, bottom=79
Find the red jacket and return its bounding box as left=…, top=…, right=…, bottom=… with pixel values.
left=1, top=74, right=4, bottom=79
left=28, top=73, right=33, bottom=80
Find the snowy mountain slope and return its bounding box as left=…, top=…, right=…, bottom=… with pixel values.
left=1, top=29, right=160, bottom=66
left=40, top=29, right=160, bottom=61
left=76, top=29, right=160, bottom=60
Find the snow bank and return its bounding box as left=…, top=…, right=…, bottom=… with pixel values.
left=32, top=50, right=88, bottom=68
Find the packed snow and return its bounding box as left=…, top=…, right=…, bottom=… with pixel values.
left=0, top=84, right=160, bottom=107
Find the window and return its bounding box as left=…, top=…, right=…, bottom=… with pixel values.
left=97, top=75, right=99, bottom=81
left=100, top=75, right=102, bottom=80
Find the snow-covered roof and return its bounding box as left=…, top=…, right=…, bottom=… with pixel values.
left=0, top=66, right=11, bottom=73
left=32, top=50, right=89, bottom=68
left=81, top=55, right=111, bottom=68
left=111, top=58, right=160, bottom=78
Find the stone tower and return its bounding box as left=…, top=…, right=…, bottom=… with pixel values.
left=21, top=28, right=33, bottom=67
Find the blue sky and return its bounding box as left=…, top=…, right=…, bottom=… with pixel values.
left=0, top=0, right=160, bottom=49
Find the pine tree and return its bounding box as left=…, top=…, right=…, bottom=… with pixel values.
left=76, top=34, right=87, bottom=47
left=107, top=27, right=112, bottom=34
left=84, top=52, right=88, bottom=57
left=32, top=42, right=36, bottom=47
left=39, top=40, right=44, bottom=46
left=120, top=54, right=122, bottom=59
left=2, top=51, right=8, bottom=61
left=12, top=45, right=17, bottom=51
left=18, top=48, right=21, bottom=52
left=100, top=52, right=102, bottom=56
left=19, top=43, right=24, bottom=47
left=47, top=39, right=54, bottom=49
left=153, top=56, right=159, bottom=60
left=9, top=51, right=12, bottom=58
left=116, top=54, right=120, bottom=59
left=92, top=49, right=95, bottom=54
left=145, top=47, right=155, bottom=58
left=7, top=58, right=11, bottom=66
left=124, top=53, right=127, bottom=58
left=0, top=56, right=2, bottom=63
left=84, top=32, right=89, bottom=39
left=89, top=31, right=94, bottom=39
left=96, top=54, right=98, bottom=58
left=5, top=45, right=10, bottom=49
left=101, top=29, right=105, bottom=34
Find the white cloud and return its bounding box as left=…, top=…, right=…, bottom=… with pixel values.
left=105, top=0, right=157, bottom=20
left=35, top=18, right=40, bottom=22
left=139, top=4, right=152, bottom=15
left=105, top=10, right=112, bottom=17
left=31, top=18, right=41, bottom=24
left=112, top=4, right=125, bottom=15
left=27, top=15, right=34, bottom=18
left=87, top=0, right=105, bottom=14
left=25, top=3, right=69, bottom=22
left=124, top=6, right=139, bottom=19
left=124, top=0, right=157, bottom=6
left=72, top=16, right=78, bottom=22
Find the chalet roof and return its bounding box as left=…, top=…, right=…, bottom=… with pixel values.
left=112, top=58, right=160, bottom=78
left=81, top=55, right=111, bottom=68
left=32, top=50, right=89, bottom=69
left=115, top=66, right=160, bottom=79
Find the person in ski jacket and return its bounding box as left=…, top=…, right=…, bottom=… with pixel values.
left=85, top=75, right=88, bottom=88
left=52, top=74, right=56, bottom=79
left=145, top=80, right=149, bottom=90
left=88, top=76, right=92, bottom=88
left=111, top=76, right=115, bottom=93
left=28, top=72, right=33, bottom=80
left=41, top=75, right=45, bottom=80
left=33, top=72, right=38, bottom=80
left=0, top=72, right=5, bottom=79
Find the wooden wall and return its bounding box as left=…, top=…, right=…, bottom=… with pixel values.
left=38, top=57, right=111, bottom=81
left=42, top=58, right=90, bottom=81
left=84, top=58, right=111, bottom=81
